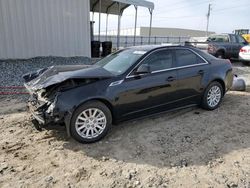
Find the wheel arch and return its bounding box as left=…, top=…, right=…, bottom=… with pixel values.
left=215, top=48, right=226, bottom=58
left=67, top=98, right=114, bottom=143
left=73, top=98, right=114, bottom=123
left=210, top=78, right=226, bottom=95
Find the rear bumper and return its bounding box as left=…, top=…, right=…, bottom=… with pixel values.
left=225, top=70, right=234, bottom=92
left=239, top=55, right=250, bottom=61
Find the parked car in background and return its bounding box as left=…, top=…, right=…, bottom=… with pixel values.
left=24, top=45, right=233, bottom=143
left=239, top=45, right=250, bottom=63
left=188, top=34, right=248, bottom=59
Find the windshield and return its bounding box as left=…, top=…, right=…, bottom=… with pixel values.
left=95, top=49, right=146, bottom=75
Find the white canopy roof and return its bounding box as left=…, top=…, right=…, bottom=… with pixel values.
left=90, top=0, right=154, bottom=15
left=90, top=0, right=154, bottom=49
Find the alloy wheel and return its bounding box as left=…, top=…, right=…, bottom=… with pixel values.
left=75, top=108, right=107, bottom=139
left=207, top=85, right=222, bottom=108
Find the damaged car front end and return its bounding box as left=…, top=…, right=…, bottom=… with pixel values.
left=27, top=88, right=58, bottom=125
left=23, top=65, right=114, bottom=135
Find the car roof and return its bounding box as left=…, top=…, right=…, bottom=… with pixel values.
left=127, top=44, right=186, bottom=52
left=127, top=44, right=217, bottom=61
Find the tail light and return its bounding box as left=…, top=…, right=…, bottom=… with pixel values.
left=240, top=48, right=247, bottom=53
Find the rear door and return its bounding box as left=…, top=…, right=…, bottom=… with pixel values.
left=175, top=48, right=210, bottom=103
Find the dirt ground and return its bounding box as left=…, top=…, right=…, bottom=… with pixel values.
left=0, top=64, right=250, bottom=188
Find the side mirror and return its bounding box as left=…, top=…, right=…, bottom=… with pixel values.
left=135, top=64, right=151, bottom=75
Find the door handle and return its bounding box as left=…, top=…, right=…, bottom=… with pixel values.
left=198, top=70, right=204, bottom=75
left=167, top=76, right=175, bottom=82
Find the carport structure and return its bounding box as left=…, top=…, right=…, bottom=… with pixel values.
left=90, top=0, right=154, bottom=48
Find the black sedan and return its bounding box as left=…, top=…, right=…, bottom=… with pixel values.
left=24, top=45, right=233, bottom=143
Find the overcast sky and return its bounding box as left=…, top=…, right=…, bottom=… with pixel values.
left=93, top=0, right=250, bottom=34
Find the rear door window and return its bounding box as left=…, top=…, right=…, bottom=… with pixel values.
left=175, top=49, right=205, bottom=67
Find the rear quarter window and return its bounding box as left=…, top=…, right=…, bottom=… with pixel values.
left=193, top=49, right=217, bottom=61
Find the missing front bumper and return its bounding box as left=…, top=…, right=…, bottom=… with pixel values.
left=28, top=102, right=47, bottom=125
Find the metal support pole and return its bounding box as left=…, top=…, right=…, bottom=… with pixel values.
left=106, top=14, right=109, bottom=41
left=206, top=4, right=211, bottom=37
left=148, top=8, right=153, bottom=44
left=117, top=2, right=121, bottom=49
left=133, top=6, right=138, bottom=46
left=92, top=12, right=95, bottom=40
left=98, top=0, right=102, bottom=41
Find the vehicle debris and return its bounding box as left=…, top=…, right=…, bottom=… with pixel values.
left=231, top=75, right=246, bottom=91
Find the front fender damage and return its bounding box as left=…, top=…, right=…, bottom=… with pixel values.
left=25, top=79, right=99, bottom=135
left=23, top=65, right=113, bottom=136
left=64, top=111, right=73, bottom=137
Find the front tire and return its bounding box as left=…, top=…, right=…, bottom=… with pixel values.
left=201, top=82, right=223, bottom=110
left=70, top=101, right=112, bottom=143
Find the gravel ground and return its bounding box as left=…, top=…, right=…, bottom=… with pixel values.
left=0, top=56, right=92, bottom=87
left=0, top=56, right=95, bottom=101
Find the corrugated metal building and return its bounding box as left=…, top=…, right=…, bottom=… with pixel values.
left=0, top=0, right=91, bottom=59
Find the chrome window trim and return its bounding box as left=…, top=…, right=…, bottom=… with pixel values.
left=126, top=47, right=209, bottom=79
left=151, top=62, right=208, bottom=74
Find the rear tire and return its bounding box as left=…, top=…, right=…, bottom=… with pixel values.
left=242, top=61, right=250, bottom=66
left=215, top=51, right=225, bottom=59
left=70, top=101, right=112, bottom=143
left=201, top=82, right=223, bottom=110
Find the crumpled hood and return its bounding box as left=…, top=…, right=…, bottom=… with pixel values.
left=23, top=65, right=114, bottom=91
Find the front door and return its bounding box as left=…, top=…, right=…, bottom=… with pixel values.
left=114, top=49, right=178, bottom=119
